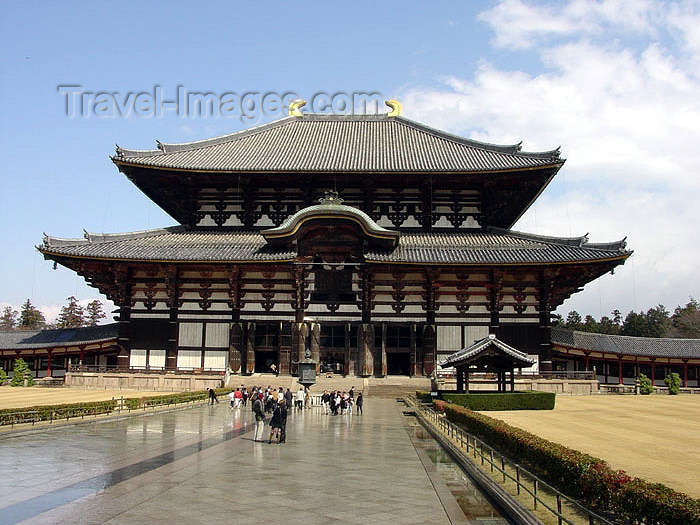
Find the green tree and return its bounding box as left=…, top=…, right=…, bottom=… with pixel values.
left=583, top=315, right=599, bottom=333
left=638, top=373, right=653, bottom=395
left=664, top=372, right=681, bottom=395
left=671, top=298, right=700, bottom=338
left=621, top=306, right=670, bottom=337
left=18, top=299, right=46, bottom=330
left=564, top=310, right=584, bottom=331
left=0, top=368, right=7, bottom=384
left=56, top=296, right=85, bottom=329
left=85, top=300, right=106, bottom=326
left=10, top=358, right=33, bottom=387
left=1, top=306, right=19, bottom=330
left=598, top=315, right=620, bottom=335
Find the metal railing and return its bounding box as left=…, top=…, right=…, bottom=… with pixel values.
left=412, top=399, right=615, bottom=525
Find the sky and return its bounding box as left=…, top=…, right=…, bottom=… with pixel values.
left=1, top=0, right=699, bottom=324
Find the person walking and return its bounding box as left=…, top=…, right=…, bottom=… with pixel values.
left=355, top=392, right=363, bottom=415
left=253, top=393, right=266, bottom=442
left=268, top=399, right=287, bottom=443
left=295, top=387, right=305, bottom=410
left=208, top=388, right=219, bottom=405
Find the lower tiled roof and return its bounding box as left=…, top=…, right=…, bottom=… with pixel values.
left=0, top=324, right=118, bottom=350
left=441, top=334, right=535, bottom=367
left=39, top=226, right=629, bottom=265
left=551, top=327, right=700, bottom=359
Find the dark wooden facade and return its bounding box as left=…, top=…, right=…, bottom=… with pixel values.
left=39, top=110, right=631, bottom=376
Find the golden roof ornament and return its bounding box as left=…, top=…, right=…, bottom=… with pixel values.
left=288, top=99, right=307, bottom=117
left=319, top=191, right=344, bottom=205
left=385, top=99, right=402, bottom=117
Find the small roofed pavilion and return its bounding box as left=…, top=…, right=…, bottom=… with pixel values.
left=441, top=334, right=535, bottom=393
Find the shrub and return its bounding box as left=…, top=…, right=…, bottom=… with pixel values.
left=415, top=390, right=433, bottom=403
left=440, top=391, right=555, bottom=411
left=0, top=368, right=7, bottom=385
left=638, top=373, right=653, bottom=395
left=10, top=358, right=33, bottom=387
left=664, top=372, right=681, bottom=395
left=0, top=400, right=117, bottom=425
left=432, top=400, right=700, bottom=524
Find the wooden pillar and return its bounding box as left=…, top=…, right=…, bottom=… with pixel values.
left=379, top=323, right=387, bottom=377
left=423, top=325, right=436, bottom=377
left=292, top=322, right=309, bottom=376
left=409, top=323, right=417, bottom=376
left=456, top=365, right=464, bottom=393
left=229, top=322, right=244, bottom=373
left=358, top=323, right=373, bottom=377
left=279, top=322, right=292, bottom=375
left=310, top=322, right=320, bottom=373
left=345, top=323, right=354, bottom=376
left=245, top=322, right=256, bottom=374
left=510, top=369, right=515, bottom=392
left=682, top=360, right=688, bottom=388
left=584, top=353, right=590, bottom=371
left=651, top=360, right=656, bottom=386
left=46, top=350, right=53, bottom=378
left=537, top=271, right=553, bottom=373
left=164, top=266, right=179, bottom=371
left=618, top=356, right=623, bottom=385
left=465, top=369, right=470, bottom=393
left=227, top=266, right=242, bottom=374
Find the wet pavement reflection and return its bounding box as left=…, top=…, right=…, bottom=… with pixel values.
left=0, top=400, right=510, bottom=525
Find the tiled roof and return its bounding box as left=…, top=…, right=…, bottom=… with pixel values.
left=551, top=328, right=700, bottom=359
left=39, top=226, right=628, bottom=265
left=441, top=334, right=536, bottom=367
left=113, top=114, right=563, bottom=173
left=366, top=228, right=629, bottom=264
left=40, top=227, right=295, bottom=262
left=0, top=324, right=118, bottom=350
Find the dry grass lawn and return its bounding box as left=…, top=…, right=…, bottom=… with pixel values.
left=0, top=386, right=176, bottom=410
left=485, top=395, right=700, bottom=499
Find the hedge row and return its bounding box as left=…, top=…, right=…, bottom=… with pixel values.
left=434, top=400, right=700, bottom=525
left=0, top=400, right=117, bottom=425
left=440, top=391, right=555, bottom=411
left=122, top=388, right=225, bottom=410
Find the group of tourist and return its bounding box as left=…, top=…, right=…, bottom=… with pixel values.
left=212, top=384, right=365, bottom=443
left=320, top=387, right=363, bottom=416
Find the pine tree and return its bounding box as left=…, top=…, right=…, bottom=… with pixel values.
left=85, top=300, right=106, bottom=326
left=56, top=296, right=85, bottom=328
left=1, top=306, right=19, bottom=330
left=18, top=300, right=46, bottom=330
left=671, top=298, right=700, bottom=338
left=10, top=358, right=33, bottom=387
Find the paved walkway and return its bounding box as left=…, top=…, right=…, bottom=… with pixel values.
left=0, top=399, right=480, bottom=525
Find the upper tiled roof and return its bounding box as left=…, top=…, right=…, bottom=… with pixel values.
left=0, top=324, right=118, bottom=350
left=39, top=226, right=628, bottom=265
left=112, top=114, right=563, bottom=173
left=551, top=328, right=700, bottom=359
left=441, top=334, right=536, bottom=367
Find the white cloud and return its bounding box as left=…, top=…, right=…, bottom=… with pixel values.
left=401, top=0, right=700, bottom=317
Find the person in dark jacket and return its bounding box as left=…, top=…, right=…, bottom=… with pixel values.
left=268, top=399, right=288, bottom=443
left=208, top=388, right=219, bottom=405
left=355, top=392, right=363, bottom=415
left=253, top=393, right=266, bottom=442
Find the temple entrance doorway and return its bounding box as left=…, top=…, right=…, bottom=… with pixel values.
left=387, top=352, right=411, bottom=376
left=254, top=350, right=277, bottom=373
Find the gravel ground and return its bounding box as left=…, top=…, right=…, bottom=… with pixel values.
left=0, top=386, right=176, bottom=409
left=486, top=394, right=700, bottom=499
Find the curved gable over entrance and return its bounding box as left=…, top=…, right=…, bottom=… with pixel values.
left=261, top=192, right=400, bottom=260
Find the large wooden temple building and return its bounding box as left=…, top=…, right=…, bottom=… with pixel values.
left=38, top=101, right=631, bottom=377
